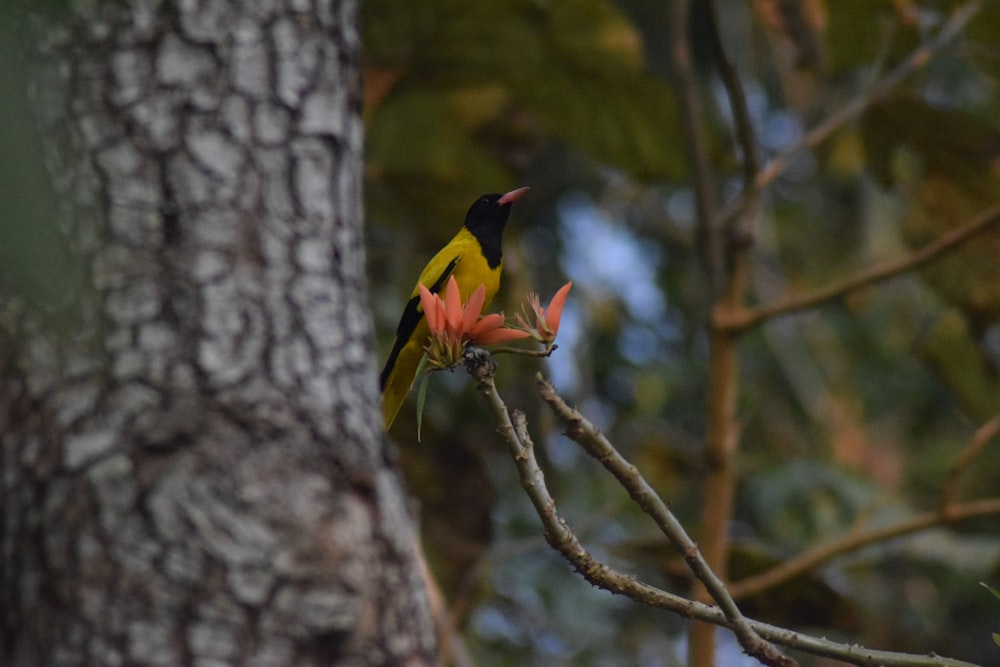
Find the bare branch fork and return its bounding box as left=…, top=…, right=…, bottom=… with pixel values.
left=463, top=348, right=981, bottom=667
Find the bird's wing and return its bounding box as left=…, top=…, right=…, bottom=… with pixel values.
left=380, top=255, right=460, bottom=390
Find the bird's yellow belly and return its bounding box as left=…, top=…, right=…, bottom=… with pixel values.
left=451, top=257, right=502, bottom=309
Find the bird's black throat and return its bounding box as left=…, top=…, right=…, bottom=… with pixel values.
left=467, top=221, right=504, bottom=269
left=463, top=193, right=514, bottom=270
left=465, top=194, right=510, bottom=269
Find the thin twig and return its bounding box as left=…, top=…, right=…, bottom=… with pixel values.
left=489, top=344, right=556, bottom=357
left=706, top=0, right=761, bottom=231
left=717, top=0, right=984, bottom=228
left=669, top=0, right=722, bottom=293
left=730, top=497, right=1000, bottom=601
left=941, top=416, right=1000, bottom=511
left=464, top=351, right=981, bottom=667
left=715, top=199, right=1000, bottom=332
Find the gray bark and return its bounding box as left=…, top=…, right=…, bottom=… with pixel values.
left=1, top=1, right=436, bottom=665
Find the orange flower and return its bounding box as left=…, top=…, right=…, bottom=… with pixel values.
left=516, top=281, right=572, bottom=345
left=418, top=276, right=529, bottom=370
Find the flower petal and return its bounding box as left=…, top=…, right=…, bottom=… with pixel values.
left=468, top=312, right=505, bottom=339
left=462, top=284, right=487, bottom=335
left=525, top=292, right=544, bottom=329
left=419, top=283, right=444, bottom=333
left=444, top=275, right=462, bottom=333
left=544, top=281, right=572, bottom=336
left=475, top=327, right=532, bottom=346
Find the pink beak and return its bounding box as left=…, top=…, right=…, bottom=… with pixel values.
left=498, top=186, right=530, bottom=206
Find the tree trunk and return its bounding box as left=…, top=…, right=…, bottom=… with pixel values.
left=1, top=1, right=436, bottom=665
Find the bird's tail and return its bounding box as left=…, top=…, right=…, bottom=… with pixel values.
left=381, top=336, right=425, bottom=429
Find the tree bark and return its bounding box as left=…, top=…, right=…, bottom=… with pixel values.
left=1, top=1, right=436, bottom=665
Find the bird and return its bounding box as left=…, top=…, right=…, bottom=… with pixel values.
left=380, top=186, right=530, bottom=429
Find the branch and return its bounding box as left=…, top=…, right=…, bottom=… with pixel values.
left=716, top=199, right=1000, bottom=332
left=415, top=543, right=477, bottom=667
left=941, top=416, right=1000, bottom=510
left=463, top=349, right=980, bottom=667
left=717, top=0, right=984, bottom=227
left=706, top=0, right=761, bottom=230
left=732, top=418, right=1000, bottom=599
left=730, top=497, right=1000, bottom=601
left=489, top=344, right=556, bottom=358
left=669, top=0, right=723, bottom=293
left=692, top=3, right=767, bottom=664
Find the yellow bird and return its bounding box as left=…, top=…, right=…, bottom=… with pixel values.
left=380, top=187, right=530, bottom=428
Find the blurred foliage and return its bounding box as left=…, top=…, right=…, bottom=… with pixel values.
left=865, top=97, right=1000, bottom=333
left=0, top=8, right=79, bottom=314
left=984, top=582, right=1000, bottom=647
left=365, top=0, right=1000, bottom=664
left=4, top=0, right=999, bottom=664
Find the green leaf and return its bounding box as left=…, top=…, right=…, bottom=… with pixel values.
left=367, top=89, right=510, bottom=184
left=414, top=354, right=431, bottom=442
left=514, top=0, right=683, bottom=179
left=514, top=66, right=682, bottom=180
left=547, top=0, right=642, bottom=72
left=981, top=580, right=1000, bottom=648
left=918, top=315, right=1000, bottom=421
left=825, top=0, right=890, bottom=71
left=364, top=0, right=685, bottom=183
left=0, top=17, right=81, bottom=310
left=863, top=97, right=1000, bottom=187
left=968, top=2, right=1000, bottom=82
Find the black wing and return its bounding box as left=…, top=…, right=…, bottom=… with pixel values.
left=379, top=256, right=460, bottom=390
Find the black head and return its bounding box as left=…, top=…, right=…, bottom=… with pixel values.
left=463, top=187, right=529, bottom=268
